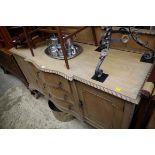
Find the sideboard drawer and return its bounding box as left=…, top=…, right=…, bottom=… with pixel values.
left=43, top=72, right=72, bottom=93
left=49, top=86, right=74, bottom=104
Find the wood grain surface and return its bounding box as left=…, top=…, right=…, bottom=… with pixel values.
left=11, top=43, right=153, bottom=104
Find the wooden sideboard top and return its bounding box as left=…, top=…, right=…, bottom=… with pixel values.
left=10, top=43, right=153, bottom=104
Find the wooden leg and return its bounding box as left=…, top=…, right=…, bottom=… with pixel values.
left=23, top=27, right=35, bottom=57
left=142, top=94, right=155, bottom=128
left=56, top=26, right=70, bottom=69
left=1, top=66, right=10, bottom=74
left=129, top=95, right=151, bottom=129
left=30, top=90, right=42, bottom=99
left=91, top=26, right=98, bottom=46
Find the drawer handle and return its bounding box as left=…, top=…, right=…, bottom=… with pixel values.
left=43, top=83, right=46, bottom=89
left=79, top=100, right=83, bottom=107
left=50, top=82, right=62, bottom=89
left=58, top=81, right=62, bottom=88
left=64, top=94, right=68, bottom=100
left=36, top=71, right=40, bottom=77
left=49, top=93, right=52, bottom=98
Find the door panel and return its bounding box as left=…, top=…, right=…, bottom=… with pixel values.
left=75, top=81, right=125, bottom=128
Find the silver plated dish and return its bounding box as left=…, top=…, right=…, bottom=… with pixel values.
left=45, top=43, right=82, bottom=60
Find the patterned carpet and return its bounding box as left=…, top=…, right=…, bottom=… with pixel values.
left=0, top=68, right=92, bottom=129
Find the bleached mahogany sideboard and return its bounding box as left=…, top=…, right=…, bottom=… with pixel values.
left=11, top=43, right=153, bottom=128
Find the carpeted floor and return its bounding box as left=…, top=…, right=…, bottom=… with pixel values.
left=0, top=68, right=92, bottom=129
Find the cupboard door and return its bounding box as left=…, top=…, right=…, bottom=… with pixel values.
left=82, top=90, right=124, bottom=128
left=75, top=81, right=125, bottom=128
